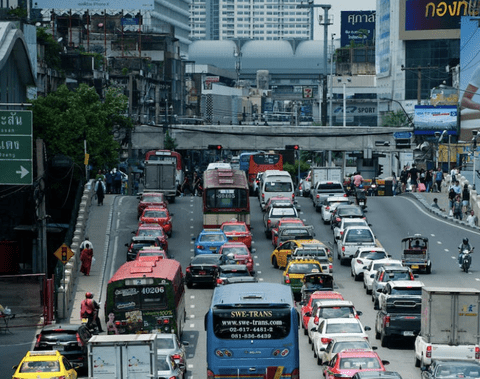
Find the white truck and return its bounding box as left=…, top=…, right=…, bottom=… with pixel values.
left=88, top=334, right=157, bottom=379
left=414, top=287, right=480, bottom=369
left=143, top=160, right=177, bottom=203
left=310, top=167, right=343, bottom=194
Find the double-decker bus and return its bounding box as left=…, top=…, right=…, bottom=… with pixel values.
left=205, top=283, right=299, bottom=379
left=144, top=150, right=184, bottom=187
left=248, top=153, right=283, bottom=194
left=203, top=168, right=250, bottom=228
left=105, top=259, right=185, bottom=338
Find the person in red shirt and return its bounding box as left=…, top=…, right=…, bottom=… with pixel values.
left=80, top=292, right=103, bottom=333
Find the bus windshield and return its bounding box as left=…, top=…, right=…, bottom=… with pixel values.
left=212, top=306, right=291, bottom=339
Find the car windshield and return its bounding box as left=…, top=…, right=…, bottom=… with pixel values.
left=326, top=322, right=362, bottom=334
left=319, top=306, right=355, bottom=319
left=295, top=250, right=328, bottom=258
left=143, top=196, right=164, bottom=203
left=192, top=256, right=221, bottom=264
left=372, top=262, right=402, bottom=271
left=20, top=361, right=60, bottom=373
left=137, top=229, right=164, bottom=237
left=342, top=221, right=367, bottom=228
left=390, top=288, right=422, bottom=296
left=222, top=224, right=247, bottom=232
left=345, top=229, right=374, bottom=243
left=157, top=338, right=175, bottom=349
left=383, top=271, right=411, bottom=281
left=138, top=252, right=164, bottom=257
left=340, top=357, right=381, bottom=370
left=200, top=234, right=225, bottom=242
left=338, top=207, right=363, bottom=216
left=436, top=364, right=480, bottom=377
left=221, top=269, right=250, bottom=277
left=271, top=208, right=297, bottom=217
left=288, top=263, right=321, bottom=274
left=144, top=210, right=167, bottom=218
left=265, top=182, right=293, bottom=192
left=318, top=183, right=343, bottom=190
left=333, top=340, right=371, bottom=353
left=360, top=251, right=386, bottom=259
left=157, top=355, right=171, bottom=371
left=222, top=247, right=249, bottom=256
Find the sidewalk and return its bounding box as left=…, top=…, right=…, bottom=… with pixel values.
left=68, top=192, right=115, bottom=326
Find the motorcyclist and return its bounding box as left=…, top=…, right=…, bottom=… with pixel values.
left=458, top=238, right=472, bottom=268
left=355, top=184, right=367, bottom=207
left=80, top=292, right=103, bottom=333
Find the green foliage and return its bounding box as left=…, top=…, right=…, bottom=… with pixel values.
left=122, top=67, right=129, bottom=76
left=164, top=130, right=177, bottom=150
left=382, top=110, right=410, bottom=127
left=80, top=52, right=104, bottom=69
left=283, top=160, right=310, bottom=179
left=31, top=84, right=132, bottom=176
left=36, top=28, right=62, bottom=69
left=7, top=6, right=27, bottom=18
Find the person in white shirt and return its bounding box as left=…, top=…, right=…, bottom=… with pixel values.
left=80, top=237, right=93, bottom=251
left=467, top=211, right=478, bottom=227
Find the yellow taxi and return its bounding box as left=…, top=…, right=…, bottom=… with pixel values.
left=271, top=239, right=331, bottom=269
left=12, top=350, right=78, bottom=379
left=283, top=258, right=323, bottom=300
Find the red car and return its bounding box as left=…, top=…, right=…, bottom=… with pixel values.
left=323, top=349, right=389, bottom=379
left=301, top=291, right=344, bottom=334
left=137, top=192, right=168, bottom=218
left=271, top=217, right=304, bottom=247
left=139, top=206, right=173, bottom=237
left=219, top=242, right=255, bottom=274
left=135, top=247, right=168, bottom=260
left=220, top=221, right=252, bottom=249
left=135, top=224, right=168, bottom=252
left=264, top=195, right=294, bottom=213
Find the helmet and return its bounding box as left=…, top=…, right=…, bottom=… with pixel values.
left=85, top=292, right=93, bottom=299
left=463, top=238, right=469, bottom=245
left=358, top=184, right=363, bottom=189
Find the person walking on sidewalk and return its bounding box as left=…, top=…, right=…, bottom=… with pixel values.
left=434, top=167, right=443, bottom=192
left=452, top=195, right=463, bottom=220
left=95, top=178, right=106, bottom=206
left=80, top=237, right=93, bottom=252
left=80, top=243, right=94, bottom=276
left=462, top=183, right=470, bottom=215
left=400, top=166, right=409, bottom=193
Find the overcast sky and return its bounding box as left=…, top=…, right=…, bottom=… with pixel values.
left=313, top=0, right=377, bottom=41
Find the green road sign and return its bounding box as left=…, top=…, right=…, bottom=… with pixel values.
left=0, top=110, right=33, bottom=185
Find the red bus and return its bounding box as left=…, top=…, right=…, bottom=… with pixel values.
left=144, top=150, right=184, bottom=187
left=248, top=153, right=283, bottom=194
left=105, top=259, right=186, bottom=338
left=203, top=169, right=250, bottom=228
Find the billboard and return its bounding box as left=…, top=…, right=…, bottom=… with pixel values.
left=376, top=0, right=391, bottom=78
left=413, top=105, right=458, bottom=135
left=398, top=0, right=474, bottom=40
left=340, top=11, right=376, bottom=47
left=33, top=0, right=154, bottom=10
left=460, top=16, right=480, bottom=141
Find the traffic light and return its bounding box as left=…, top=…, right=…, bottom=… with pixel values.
left=208, top=145, right=222, bottom=150
left=377, top=164, right=384, bottom=176
left=285, top=145, right=299, bottom=150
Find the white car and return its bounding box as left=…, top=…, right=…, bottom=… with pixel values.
left=333, top=218, right=369, bottom=242
left=318, top=336, right=374, bottom=366
left=320, top=196, right=351, bottom=224
left=307, top=300, right=360, bottom=344
left=312, top=318, right=371, bottom=360
left=350, top=247, right=390, bottom=281
left=336, top=225, right=377, bottom=265
left=363, top=258, right=403, bottom=295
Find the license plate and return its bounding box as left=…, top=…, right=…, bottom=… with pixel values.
left=55, top=344, right=64, bottom=351
left=210, top=247, right=217, bottom=251
left=232, top=237, right=238, bottom=240
left=403, top=331, right=415, bottom=336
left=411, top=265, right=419, bottom=269
left=199, top=271, right=206, bottom=275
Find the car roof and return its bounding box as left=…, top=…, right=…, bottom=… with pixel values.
left=316, top=300, right=355, bottom=307
left=220, top=264, right=249, bottom=270
left=325, top=317, right=361, bottom=325
left=326, top=196, right=350, bottom=202
left=25, top=350, right=62, bottom=360
left=40, top=324, right=84, bottom=332
left=200, top=229, right=224, bottom=234
left=337, top=349, right=380, bottom=358
left=221, top=221, right=247, bottom=226
left=310, top=291, right=344, bottom=299
left=380, top=266, right=411, bottom=272
left=357, top=247, right=386, bottom=253
left=143, top=206, right=168, bottom=211
left=386, top=280, right=424, bottom=288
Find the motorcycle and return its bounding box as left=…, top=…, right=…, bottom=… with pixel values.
left=81, top=304, right=101, bottom=334
left=355, top=188, right=367, bottom=209
left=461, top=247, right=474, bottom=273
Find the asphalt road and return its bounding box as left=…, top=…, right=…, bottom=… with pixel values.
left=3, top=192, right=480, bottom=378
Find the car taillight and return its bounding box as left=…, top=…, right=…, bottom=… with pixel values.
left=326, top=206, right=330, bottom=210
left=267, top=220, right=271, bottom=225
left=197, top=245, right=204, bottom=250
left=336, top=217, right=341, bottom=223
left=285, top=275, right=290, bottom=284
left=262, top=193, right=265, bottom=200
left=299, top=185, right=302, bottom=190
left=342, top=246, right=345, bottom=252
left=76, top=332, right=84, bottom=347
left=316, top=194, right=319, bottom=199
left=216, top=278, right=223, bottom=285
left=171, top=354, right=182, bottom=361
left=384, top=315, right=390, bottom=328
left=35, top=334, right=42, bottom=348
left=379, top=272, right=384, bottom=281
left=340, top=231, right=344, bottom=236
left=410, top=272, right=414, bottom=280
left=321, top=337, right=331, bottom=344
left=292, top=193, right=295, bottom=200
left=186, top=267, right=191, bottom=273
left=426, top=345, right=432, bottom=358
left=329, top=264, right=333, bottom=271
left=476, top=346, right=480, bottom=360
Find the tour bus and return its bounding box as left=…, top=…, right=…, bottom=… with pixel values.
left=248, top=152, right=283, bottom=194
left=203, top=168, right=250, bottom=228
left=205, top=283, right=299, bottom=379
left=239, top=152, right=258, bottom=173
left=105, top=259, right=185, bottom=338
left=144, top=149, right=184, bottom=187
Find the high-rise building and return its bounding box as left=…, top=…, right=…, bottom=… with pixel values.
left=190, top=0, right=311, bottom=41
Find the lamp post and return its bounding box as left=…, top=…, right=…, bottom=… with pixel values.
left=338, top=78, right=351, bottom=127
left=329, top=33, right=335, bottom=126
left=434, top=130, right=447, bottom=171
left=472, top=130, right=479, bottom=190
left=379, top=97, right=414, bottom=127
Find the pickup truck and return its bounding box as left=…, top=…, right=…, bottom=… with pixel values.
left=312, top=180, right=346, bottom=211
left=336, top=225, right=377, bottom=266
left=374, top=282, right=423, bottom=347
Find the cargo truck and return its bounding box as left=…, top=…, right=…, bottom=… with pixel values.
left=414, top=287, right=480, bottom=369
left=143, top=160, right=177, bottom=203
left=310, top=167, right=343, bottom=194
left=87, top=334, right=157, bottom=379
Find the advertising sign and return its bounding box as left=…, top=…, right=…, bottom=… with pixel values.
left=399, top=0, right=473, bottom=40
left=376, top=0, right=391, bottom=78
left=341, top=11, right=376, bottom=47
left=460, top=16, right=480, bottom=141
left=34, top=0, right=154, bottom=10
left=413, top=105, right=458, bottom=135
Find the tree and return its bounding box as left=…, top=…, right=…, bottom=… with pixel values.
left=382, top=110, right=410, bottom=127
left=31, top=84, right=132, bottom=176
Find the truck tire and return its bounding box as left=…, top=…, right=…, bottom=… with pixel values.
left=186, top=281, right=192, bottom=289
left=414, top=355, right=421, bottom=368
left=169, top=196, right=176, bottom=203
left=380, top=332, right=389, bottom=348
left=426, top=263, right=432, bottom=274
left=375, top=327, right=380, bottom=339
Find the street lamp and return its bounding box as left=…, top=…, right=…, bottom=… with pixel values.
left=379, top=97, right=414, bottom=127
left=434, top=130, right=447, bottom=171
left=472, top=130, right=479, bottom=190
left=337, top=78, right=351, bottom=127
left=329, top=33, right=335, bottom=126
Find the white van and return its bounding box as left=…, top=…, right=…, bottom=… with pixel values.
left=260, top=170, right=295, bottom=210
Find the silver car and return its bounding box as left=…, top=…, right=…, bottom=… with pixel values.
left=156, top=333, right=188, bottom=373
left=157, top=354, right=185, bottom=379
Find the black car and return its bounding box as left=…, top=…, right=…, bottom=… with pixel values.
left=125, top=235, right=162, bottom=261
left=330, top=204, right=365, bottom=229
left=421, top=360, right=480, bottom=378
left=34, top=323, right=92, bottom=374
left=216, top=264, right=253, bottom=285
left=185, top=254, right=224, bottom=288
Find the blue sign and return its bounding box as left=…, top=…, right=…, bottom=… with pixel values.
left=394, top=132, right=412, bottom=139
left=341, top=11, right=376, bottom=47
left=121, top=18, right=139, bottom=26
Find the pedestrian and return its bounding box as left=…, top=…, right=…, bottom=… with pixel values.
left=181, top=175, right=191, bottom=196
left=435, top=167, right=443, bottom=192
left=113, top=169, right=122, bottom=194
left=452, top=180, right=462, bottom=196
left=431, top=198, right=445, bottom=212
left=95, top=169, right=104, bottom=181
left=467, top=210, right=478, bottom=227
left=448, top=187, right=456, bottom=212
left=391, top=172, right=398, bottom=196
left=450, top=166, right=458, bottom=184
left=462, top=183, right=470, bottom=215
left=80, top=237, right=93, bottom=252
left=409, top=164, right=419, bottom=192
left=452, top=195, right=463, bottom=220
left=95, top=177, right=106, bottom=206
left=400, top=166, right=408, bottom=193
left=425, top=169, right=433, bottom=193
left=105, top=170, right=113, bottom=194
left=80, top=243, right=94, bottom=276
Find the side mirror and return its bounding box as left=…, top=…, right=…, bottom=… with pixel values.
left=125, top=243, right=129, bottom=247
left=364, top=326, right=371, bottom=331
left=251, top=248, right=257, bottom=254
left=191, top=237, right=196, bottom=241
left=356, top=310, right=363, bottom=316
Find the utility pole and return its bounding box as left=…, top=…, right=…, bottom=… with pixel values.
left=401, top=65, right=438, bottom=104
